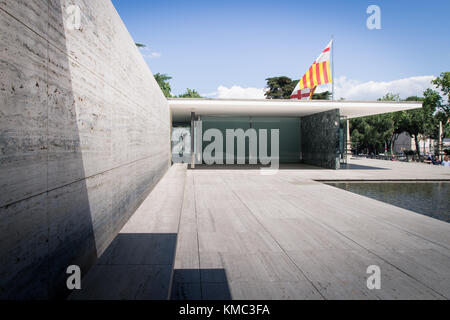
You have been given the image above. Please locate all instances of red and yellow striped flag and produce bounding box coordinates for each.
[291,40,332,100]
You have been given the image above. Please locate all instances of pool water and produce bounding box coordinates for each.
[325,182,450,223]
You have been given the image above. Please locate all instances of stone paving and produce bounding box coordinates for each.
[70,159,450,300]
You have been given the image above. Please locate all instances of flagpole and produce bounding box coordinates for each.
[331,35,334,101]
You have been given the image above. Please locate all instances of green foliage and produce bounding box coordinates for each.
[312,91,331,100]
[397,90,443,153]
[264,77,331,100]
[265,76,298,99]
[352,93,434,156]
[153,74,202,99]
[378,93,401,102]
[431,72,449,119]
[404,150,416,156]
[432,72,450,100]
[135,43,146,48]
[154,73,172,98]
[403,95,423,102]
[398,108,426,155]
[350,114,394,154]
[178,88,202,98]
[350,73,449,156]
[421,89,441,139]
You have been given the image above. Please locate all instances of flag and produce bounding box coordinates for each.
[291,40,332,100]
[290,87,316,100]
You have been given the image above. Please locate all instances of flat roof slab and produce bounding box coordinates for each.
[169,98,422,121]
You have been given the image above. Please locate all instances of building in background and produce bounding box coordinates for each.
[169,99,422,169]
[393,132,436,155]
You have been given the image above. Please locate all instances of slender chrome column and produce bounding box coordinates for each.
[190,112,195,168]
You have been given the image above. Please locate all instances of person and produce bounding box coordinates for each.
[432,155,441,165]
[442,156,450,167]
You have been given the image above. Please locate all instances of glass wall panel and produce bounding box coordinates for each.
[200,116,300,164]
[339,116,347,165]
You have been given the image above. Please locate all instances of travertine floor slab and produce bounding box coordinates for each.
[72,160,450,300]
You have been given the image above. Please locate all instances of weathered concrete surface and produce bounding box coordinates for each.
[0,0,170,299]
[69,164,186,299]
[301,109,340,169]
[72,160,450,300]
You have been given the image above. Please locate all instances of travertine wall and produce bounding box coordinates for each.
[0,0,170,299]
[301,109,340,169]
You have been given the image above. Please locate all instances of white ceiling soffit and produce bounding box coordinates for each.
[169,98,422,121]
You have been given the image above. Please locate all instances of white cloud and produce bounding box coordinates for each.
[149,52,161,58]
[141,52,162,59]
[139,46,161,59]
[316,75,435,100]
[204,85,266,99]
[203,75,435,101]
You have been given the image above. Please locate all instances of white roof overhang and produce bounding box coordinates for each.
[169,98,422,122]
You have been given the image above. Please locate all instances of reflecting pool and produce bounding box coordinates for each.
[325,182,450,223]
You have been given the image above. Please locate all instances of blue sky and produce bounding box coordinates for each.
[111,0,449,99]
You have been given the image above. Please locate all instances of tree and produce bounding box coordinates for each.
[135,43,146,48]
[350,91,410,155]
[265,76,298,99]
[348,73,449,158]
[390,110,408,154]
[178,88,202,98]
[431,72,450,139]
[264,76,330,100]
[350,114,394,155]
[419,90,441,138]
[312,91,331,100]
[378,93,400,102]
[397,108,425,157]
[377,93,402,154]
[436,110,450,138]
[350,118,370,154]
[154,73,172,97]
[402,90,443,156]
[431,72,449,114]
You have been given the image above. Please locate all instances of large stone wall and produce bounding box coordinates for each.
[0,0,170,299]
[301,109,340,169]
